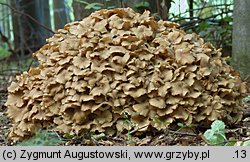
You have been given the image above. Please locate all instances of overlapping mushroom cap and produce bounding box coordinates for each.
[5,8,247,141]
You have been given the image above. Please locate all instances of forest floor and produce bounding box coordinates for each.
[0,59,249,146]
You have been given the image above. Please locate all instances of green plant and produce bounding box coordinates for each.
[17,129,64,146]
[204,120,227,145]
[242,140,250,146]
[175,122,194,133]
[0,47,11,60]
[75,0,115,10]
[90,132,106,141]
[0,114,8,124]
[204,120,250,146]
[134,1,150,11]
[84,2,104,10]
[76,0,103,10]
[224,137,237,146]
[225,138,250,146]
[63,133,76,139]
[243,95,250,103]
[152,115,171,128]
[177,122,193,128]
[123,112,138,144]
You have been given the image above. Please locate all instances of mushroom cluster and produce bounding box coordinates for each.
[6,8,247,141]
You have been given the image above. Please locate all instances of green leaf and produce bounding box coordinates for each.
[75,0,90,5]
[0,47,11,59]
[205,131,225,145]
[134,1,150,9]
[242,140,250,146]
[198,22,211,29]
[85,3,104,10]
[243,96,250,103]
[63,133,75,139]
[91,133,106,140]
[214,134,226,145]
[177,123,184,127]
[211,120,225,131]
[225,137,237,146]
[218,132,227,140]
[223,17,233,22]
[107,5,116,9]
[204,120,227,145]
[17,129,64,146]
[204,129,215,140]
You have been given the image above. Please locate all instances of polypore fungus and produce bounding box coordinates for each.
[5,8,247,141]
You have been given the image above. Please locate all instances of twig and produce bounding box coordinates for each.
[175,3,233,18]
[27,59,34,71]
[176,9,232,23]
[0,2,55,34]
[0,29,15,54]
[130,125,148,134]
[243,74,250,82]
[0,68,22,73]
[168,130,197,136]
[205,138,250,146]
[179,10,233,29]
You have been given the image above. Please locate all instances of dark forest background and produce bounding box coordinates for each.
[0,0,233,63]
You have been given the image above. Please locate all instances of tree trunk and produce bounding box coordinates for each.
[39,0,51,38]
[11,0,52,59]
[5,1,11,39]
[232,0,250,78]
[188,0,193,18]
[72,0,95,21]
[53,0,68,30]
[148,0,171,20]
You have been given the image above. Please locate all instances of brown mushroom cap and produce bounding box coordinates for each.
[5,8,247,141]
